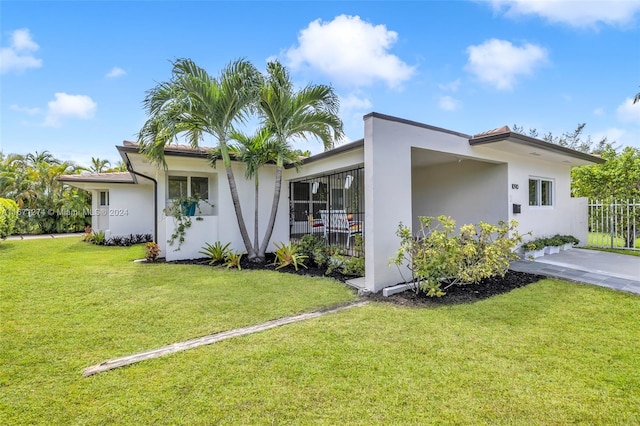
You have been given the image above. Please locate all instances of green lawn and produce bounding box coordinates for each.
[2,238,640,424]
[588,231,640,249]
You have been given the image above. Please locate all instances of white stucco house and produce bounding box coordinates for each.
[60,112,604,293]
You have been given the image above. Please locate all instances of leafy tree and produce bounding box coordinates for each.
[137,58,262,258]
[255,60,343,260]
[0,151,90,234]
[572,146,640,200]
[0,198,19,240]
[512,123,612,154]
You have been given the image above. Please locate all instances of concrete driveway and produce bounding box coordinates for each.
[510,248,640,295]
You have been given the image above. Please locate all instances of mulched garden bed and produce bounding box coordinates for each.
[364,270,546,306]
[167,256,546,307]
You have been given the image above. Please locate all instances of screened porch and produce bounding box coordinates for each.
[289,167,364,251]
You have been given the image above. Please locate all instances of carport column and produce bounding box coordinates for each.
[364,114,413,292]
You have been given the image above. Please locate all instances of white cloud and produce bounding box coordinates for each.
[486,0,640,28]
[43,93,97,127]
[438,95,461,111]
[10,104,41,115]
[593,107,604,116]
[0,28,42,74]
[438,78,461,92]
[105,66,126,78]
[616,97,640,124]
[286,14,415,89]
[591,127,640,148]
[340,93,373,113]
[465,38,548,90]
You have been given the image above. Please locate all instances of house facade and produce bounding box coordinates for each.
[60,112,604,293]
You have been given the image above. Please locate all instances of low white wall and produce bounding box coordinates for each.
[569,197,589,246]
[164,215,218,261]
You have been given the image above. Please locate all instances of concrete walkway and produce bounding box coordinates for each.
[83,300,369,376]
[6,232,83,241]
[510,248,640,295]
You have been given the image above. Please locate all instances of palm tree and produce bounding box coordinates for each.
[109,161,128,172]
[230,128,299,255]
[88,157,111,173]
[25,150,60,167]
[255,60,343,259]
[137,58,261,257]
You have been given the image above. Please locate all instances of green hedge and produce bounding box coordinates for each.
[0,198,19,240]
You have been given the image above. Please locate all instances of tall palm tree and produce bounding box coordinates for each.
[137,58,261,256]
[229,128,299,255]
[255,61,343,259]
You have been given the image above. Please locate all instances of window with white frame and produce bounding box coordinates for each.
[99,191,109,206]
[529,177,553,207]
[167,175,212,215]
[168,175,208,200]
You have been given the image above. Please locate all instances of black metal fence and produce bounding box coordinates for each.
[289,167,364,252]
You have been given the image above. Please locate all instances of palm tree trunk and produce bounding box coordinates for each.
[258,165,283,259]
[225,163,256,259]
[253,178,259,254]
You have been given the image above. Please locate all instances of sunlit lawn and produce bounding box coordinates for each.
[588,231,640,250]
[2,238,639,424]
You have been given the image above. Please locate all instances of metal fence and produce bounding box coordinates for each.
[588,199,639,250]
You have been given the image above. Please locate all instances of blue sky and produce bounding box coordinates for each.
[1,0,639,167]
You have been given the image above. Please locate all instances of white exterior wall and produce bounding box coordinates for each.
[127,153,289,261]
[108,185,154,237]
[363,114,587,292]
[502,151,576,241]
[412,160,508,229]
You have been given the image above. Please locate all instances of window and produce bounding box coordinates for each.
[529,178,553,207]
[168,176,188,199]
[99,191,109,206]
[167,176,208,200]
[191,177,209,200]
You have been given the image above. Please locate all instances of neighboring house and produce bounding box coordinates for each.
[59,112,605,292]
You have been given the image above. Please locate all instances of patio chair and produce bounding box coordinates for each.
[319,209,362,248]
[308,214,325,235]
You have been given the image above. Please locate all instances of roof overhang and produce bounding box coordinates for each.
[286,139,364,169]
[58,172,135,190]
[469,132,605,166]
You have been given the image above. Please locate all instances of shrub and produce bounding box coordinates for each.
[0,198,19,241]
[273,241,308,271]
[199,241,232,265]
[558,234,579,245]
[91,230,106,245]
[224,251,243,270]
[523,239,545,252]
[390,215,524,297]
[145,242,161,262]
[298,234,326,264]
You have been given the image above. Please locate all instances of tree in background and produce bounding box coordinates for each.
[87,157,111,173]
[0,151,91,234]
[0,198,19,241]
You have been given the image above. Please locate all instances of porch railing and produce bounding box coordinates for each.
[588,199,639,250]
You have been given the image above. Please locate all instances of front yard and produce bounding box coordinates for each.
[1,238,639,424]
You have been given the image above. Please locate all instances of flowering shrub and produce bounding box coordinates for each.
[390,215,524,297]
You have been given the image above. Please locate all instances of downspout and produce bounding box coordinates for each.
[127,166,158,243]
